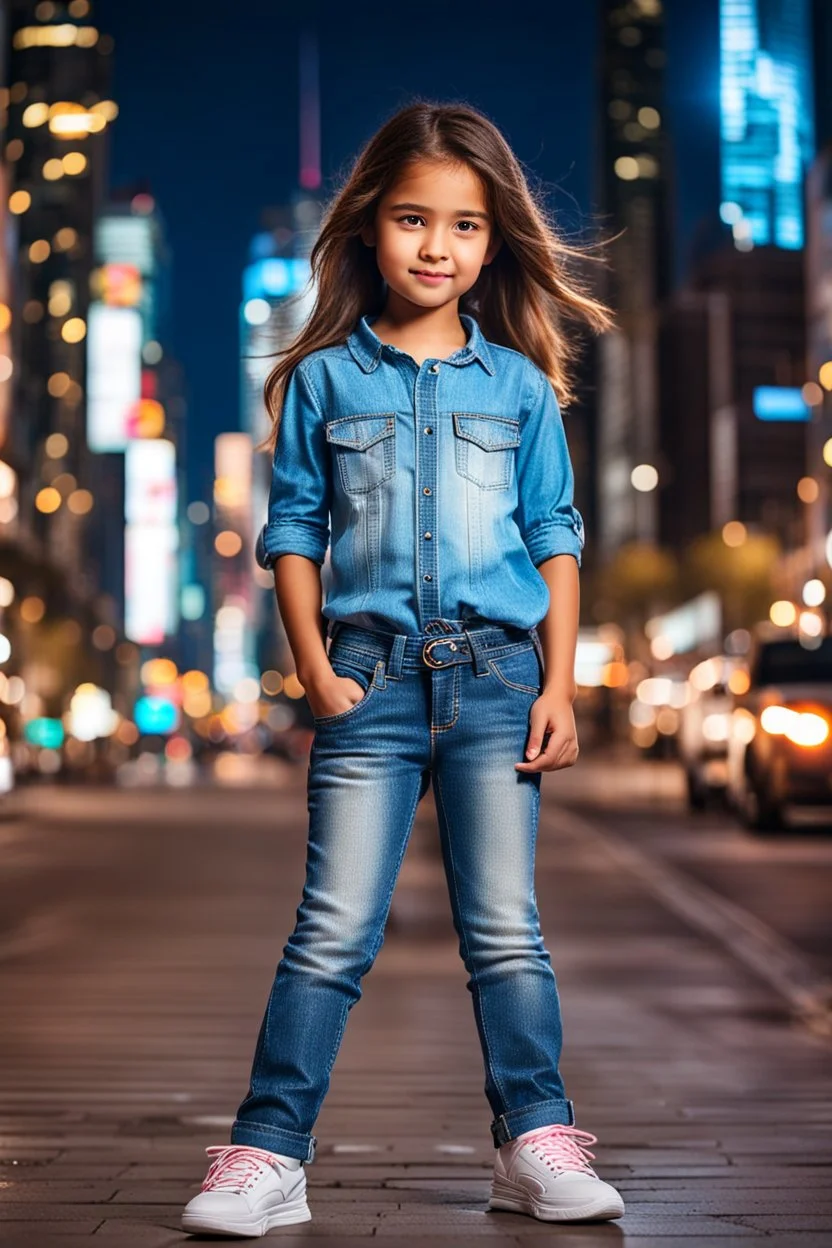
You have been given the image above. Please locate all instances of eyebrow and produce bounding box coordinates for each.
[388,201,491,222]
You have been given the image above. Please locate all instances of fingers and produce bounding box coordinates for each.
[516,711,579,772]
[516,733,577,772]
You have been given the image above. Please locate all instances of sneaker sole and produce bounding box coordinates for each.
[489,1178,624,1222]
[181,1194,312,1237]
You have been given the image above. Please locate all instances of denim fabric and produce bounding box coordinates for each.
[255,313,585,634]
[230,617,576,1163]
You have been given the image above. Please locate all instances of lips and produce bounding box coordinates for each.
[411,270,451,277]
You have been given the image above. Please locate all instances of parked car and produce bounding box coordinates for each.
[678,664,734,810]
[726,630,832,831]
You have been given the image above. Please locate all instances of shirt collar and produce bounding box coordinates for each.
[347,312,496,376]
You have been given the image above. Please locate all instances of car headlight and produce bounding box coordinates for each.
[760,705,830,747]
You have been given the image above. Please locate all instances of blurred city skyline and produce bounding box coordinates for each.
[96,0,721,505]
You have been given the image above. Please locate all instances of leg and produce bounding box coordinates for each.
[430,642,575,1148]
[231,658,429,1162]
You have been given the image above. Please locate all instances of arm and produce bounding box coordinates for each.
[255,365,363,717]
[537,553,580,703]
[514,365,584,773]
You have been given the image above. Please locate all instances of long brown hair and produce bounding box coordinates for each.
[260,98,615,453]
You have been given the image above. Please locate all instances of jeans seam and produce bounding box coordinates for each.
[433,767,508,1115]
[366,776,422,966]
[305,997,350,1130]
[430,663,460,732]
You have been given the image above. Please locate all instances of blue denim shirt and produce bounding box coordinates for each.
[255,312,585,634]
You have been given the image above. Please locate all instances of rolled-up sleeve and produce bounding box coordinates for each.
[514,363,585,568]
[254,363,331,571]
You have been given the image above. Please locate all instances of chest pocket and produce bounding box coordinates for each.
[326,413,396,494]
[453,412,521,490]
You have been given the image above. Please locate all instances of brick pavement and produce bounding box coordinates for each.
[0,775,831,1245]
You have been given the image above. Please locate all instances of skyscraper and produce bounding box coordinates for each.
[6,0,116,588]
[719,0,815,250]
[595,0,672,556]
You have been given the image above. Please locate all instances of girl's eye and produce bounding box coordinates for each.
[396,215,479,232]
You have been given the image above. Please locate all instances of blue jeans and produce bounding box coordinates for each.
[230,616,575,1163]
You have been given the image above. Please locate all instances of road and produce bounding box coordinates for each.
[0,750,831,1246]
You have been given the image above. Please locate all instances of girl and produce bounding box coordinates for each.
[182,100,624,1237]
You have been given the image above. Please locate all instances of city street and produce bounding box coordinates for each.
[1,753,831,1246]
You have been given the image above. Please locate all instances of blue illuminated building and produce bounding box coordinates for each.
[720,0,815,249]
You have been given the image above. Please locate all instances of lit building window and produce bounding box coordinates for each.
[61,317,86,344]
[28,239,51,263]
[22,102,49,128]
[53,227,78,250]
[13,25,99,50]
[62,151,87,175]
[9,190,31,214]
[719,0,814,249]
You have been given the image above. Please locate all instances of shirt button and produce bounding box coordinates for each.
[423,573,432,581]
[429,363,440,374]
[423,426,433,435]
[424,531,432,539]
[423,486,431,495]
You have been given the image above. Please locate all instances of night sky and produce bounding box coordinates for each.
[94,1,717,507]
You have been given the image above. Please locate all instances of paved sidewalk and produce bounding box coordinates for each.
[0,775,831,1245]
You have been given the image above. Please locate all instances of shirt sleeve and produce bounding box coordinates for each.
[254,362,331,570]
[514,362,585,568]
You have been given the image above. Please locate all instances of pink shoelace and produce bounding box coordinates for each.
[201,1144,285,1192]
[517,1124,599,1174]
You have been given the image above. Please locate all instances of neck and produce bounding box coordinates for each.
[371,295,467,352]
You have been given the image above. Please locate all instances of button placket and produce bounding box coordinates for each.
[417,361,441,624]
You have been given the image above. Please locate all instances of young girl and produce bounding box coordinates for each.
[182,100,624,1237]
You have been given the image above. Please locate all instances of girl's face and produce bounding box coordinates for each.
[361,158,502,311]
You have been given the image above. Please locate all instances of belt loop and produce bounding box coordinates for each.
[326,619,339,655]
[463,625,489,675]
[387,632,407,680]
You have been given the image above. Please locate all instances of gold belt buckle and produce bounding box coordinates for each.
[422,637,460,668]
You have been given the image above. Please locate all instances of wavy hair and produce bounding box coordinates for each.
[259,98,615,453]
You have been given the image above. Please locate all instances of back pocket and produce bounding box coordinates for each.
[453,412,520,490]
[326,413,396,495]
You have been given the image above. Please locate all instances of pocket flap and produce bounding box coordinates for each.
[326,414,396,451]
[453,412,520,451]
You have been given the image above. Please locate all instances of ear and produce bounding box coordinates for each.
[360,223,376,248]
[482,232,503,266]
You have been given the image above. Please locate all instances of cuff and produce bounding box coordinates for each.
[524,514,585,568]
[255,522,328,570]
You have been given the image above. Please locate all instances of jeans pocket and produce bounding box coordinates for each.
[313,657,384,725]
[486,644,541,695]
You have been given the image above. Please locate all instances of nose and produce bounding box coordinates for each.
[419,228,449,263]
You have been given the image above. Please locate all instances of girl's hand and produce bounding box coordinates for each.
[305,670,366,720]
[515,694,579,773]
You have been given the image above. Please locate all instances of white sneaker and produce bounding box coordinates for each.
[489,1123,625,1222]
[181,1143,311,1237]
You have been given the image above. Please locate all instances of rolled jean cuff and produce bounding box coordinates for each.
[230,1119,318,1164]
[490,1098,575,1147]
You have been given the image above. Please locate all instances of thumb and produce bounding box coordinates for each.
[525,709,551,759]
